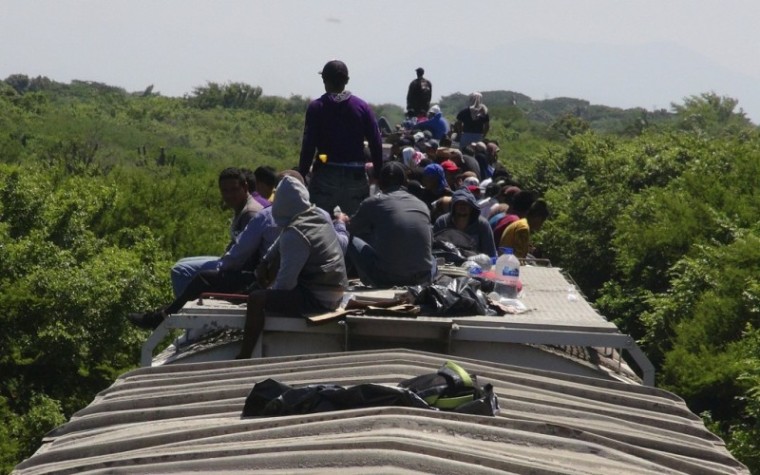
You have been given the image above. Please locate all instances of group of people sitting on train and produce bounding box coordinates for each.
[128,61,550,359]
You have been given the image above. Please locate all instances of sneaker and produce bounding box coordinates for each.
[127,310,165,330]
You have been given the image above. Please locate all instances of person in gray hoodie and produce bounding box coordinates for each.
[236,176,348,359]
[433,187,497,258]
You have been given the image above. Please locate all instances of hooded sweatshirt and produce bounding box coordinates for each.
[268,176,347,309]
[433,187,497,257]
[414,111,450,140]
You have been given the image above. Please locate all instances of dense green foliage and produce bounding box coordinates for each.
[1,75,759,473]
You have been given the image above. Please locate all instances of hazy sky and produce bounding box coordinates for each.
[3,0,760,122]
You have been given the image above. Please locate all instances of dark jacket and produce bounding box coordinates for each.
[433,188,497,257]
[406,78,432,116]
[349,188,434,283]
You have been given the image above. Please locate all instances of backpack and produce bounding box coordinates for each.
[399,360,498,415]
[433,228,478,265]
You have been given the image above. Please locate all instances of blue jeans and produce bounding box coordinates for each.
[309,164,369,216]
[170,256,219,297]
[459,132,484,151]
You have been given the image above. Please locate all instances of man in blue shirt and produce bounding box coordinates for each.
[414,105,450,141]
[298,60,383,216]
[170,167,264,296]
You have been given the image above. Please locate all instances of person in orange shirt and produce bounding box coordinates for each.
[499,199,549,258]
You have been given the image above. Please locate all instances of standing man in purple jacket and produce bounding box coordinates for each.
[298,59,384,216]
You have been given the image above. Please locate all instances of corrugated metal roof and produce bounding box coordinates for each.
[14,349,747,474]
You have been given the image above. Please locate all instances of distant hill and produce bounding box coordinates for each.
[439,90,674,134]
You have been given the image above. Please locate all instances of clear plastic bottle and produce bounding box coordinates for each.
[493,247,520,298]
[470,253,492,271]
[461,260,482,276]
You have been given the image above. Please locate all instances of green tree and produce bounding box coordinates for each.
[671,92,752,136]
[186,81,263,109]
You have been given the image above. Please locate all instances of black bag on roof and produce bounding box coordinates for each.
[408,275,492,316]
[242,361,498,417]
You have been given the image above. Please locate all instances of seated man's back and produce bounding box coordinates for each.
[348,163,434,287]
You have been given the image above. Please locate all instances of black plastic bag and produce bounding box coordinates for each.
[408,276,492,316]
[242,361,499,418]
[244,379,434,417]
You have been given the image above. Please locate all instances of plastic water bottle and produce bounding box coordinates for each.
[470,253,492,271]
[493,247,520,298]
[461,260,482,276]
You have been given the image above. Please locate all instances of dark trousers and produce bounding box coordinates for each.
[348,236,433,288]
[309,164,369,216]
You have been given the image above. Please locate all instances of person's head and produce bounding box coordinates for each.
[277,169,305,186]
[473,141,487,156]
[453,200,472,218]
[272,176,311,226]
[462,173,479,187]
[486,141,500,162]
[218,167,249,210]
[510,190,535,216]
[253,166,278,199]
[468,92,488,117]
[428,104,441,118]
[526,199,550,231]
[320,60,349,93]
[484,182,502,199]
[416,67,424,78]
[435,147,452,164]
[418,157,433,168]
[425,140,439,159]
[440,159,459,188]
[432,196,452,218]
[439,136,452,148]
[501,186,522,206]
[240,167,257,193]
[448,149,464,167]
[469,92,483,108]
[401,147,416,167]
[422,163,447,192]
[379,161,407,192]
[450,187,478,228]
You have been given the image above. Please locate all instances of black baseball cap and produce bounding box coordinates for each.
[319,60,349,82]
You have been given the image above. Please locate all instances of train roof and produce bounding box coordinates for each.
[13,265,748,473]
[14,349,747,474]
